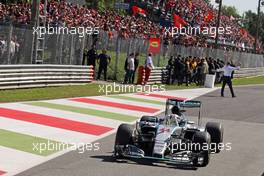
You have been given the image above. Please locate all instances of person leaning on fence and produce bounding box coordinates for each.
[144,53,155,84]
[217,62,241,98]
[123,53,135,84]
[97,49,111,81]
[132,53,139,84]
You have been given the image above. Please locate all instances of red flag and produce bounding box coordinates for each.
[132,6,146,16]
[173,14,187,28]
[204,11,214,24]
[148,38,161,54]
[240,28,248,37]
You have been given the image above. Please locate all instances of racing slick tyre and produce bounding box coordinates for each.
[114,124,134,158]
[206,122,224,153]
[192,131,211,167]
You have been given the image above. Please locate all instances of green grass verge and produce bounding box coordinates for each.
[0,76,263,103]
[0,129,65,156]
[232,76,264,86]
[0,84,104,103]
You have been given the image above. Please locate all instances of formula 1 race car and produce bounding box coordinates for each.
[113,98,224,167]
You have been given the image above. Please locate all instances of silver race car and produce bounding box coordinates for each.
[113,98,224,167]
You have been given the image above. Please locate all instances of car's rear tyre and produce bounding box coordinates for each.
[206,122,224,153]
[192,131,211,167]
[114,124,133,158]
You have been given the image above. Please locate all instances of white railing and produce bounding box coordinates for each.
[0,65,94,89]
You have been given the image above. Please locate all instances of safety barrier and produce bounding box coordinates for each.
[233,67,264,78]
[148,67,167,84]
[136,67,167,85]
[0,65,94,89]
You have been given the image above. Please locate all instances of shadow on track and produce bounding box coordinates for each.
[90,154,198,171]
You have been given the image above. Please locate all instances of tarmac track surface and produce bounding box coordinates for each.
[17,85,264,176]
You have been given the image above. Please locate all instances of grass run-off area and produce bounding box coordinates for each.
[0,76,263,103]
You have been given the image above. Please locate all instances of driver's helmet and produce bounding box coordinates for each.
[171,105,182,116]
[169,114,185,127]
[168,114,179,126]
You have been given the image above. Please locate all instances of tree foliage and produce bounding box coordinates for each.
[86,0,116,9]
[242,10,264,45]
[221,5,241,18]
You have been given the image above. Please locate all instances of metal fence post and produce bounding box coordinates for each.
[6,23,13,64]
[56,24,65,64]
[69,34,74,65]
[127,38,132,56]
[157,54,161,67]
[80,34,86,65]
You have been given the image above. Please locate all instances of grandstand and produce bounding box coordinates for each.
[0,0,263,84]
[0,0,261,53]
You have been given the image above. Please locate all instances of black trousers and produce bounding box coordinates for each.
[97,66,107,81]
[221,76,235,97]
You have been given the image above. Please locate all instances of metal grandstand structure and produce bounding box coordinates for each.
[31,0,47,64]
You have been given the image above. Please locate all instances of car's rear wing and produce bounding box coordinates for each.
[165,98,202,126]
[167,99,201,108]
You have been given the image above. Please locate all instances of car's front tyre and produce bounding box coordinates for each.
[206,122,224,153]
[192,131,211,167]
[114,124,133,158]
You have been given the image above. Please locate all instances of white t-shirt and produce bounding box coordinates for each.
[127,57,135,71]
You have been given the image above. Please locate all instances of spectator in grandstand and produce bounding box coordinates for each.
[124,53,135,84]
[218,62,240,98]
[96,49,111,81]
[144,53,155,84]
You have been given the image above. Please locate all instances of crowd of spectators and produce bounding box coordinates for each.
[138,0,262,53]
[0,0,162,39]
[166,54,227,86]
[0,0,262,53]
